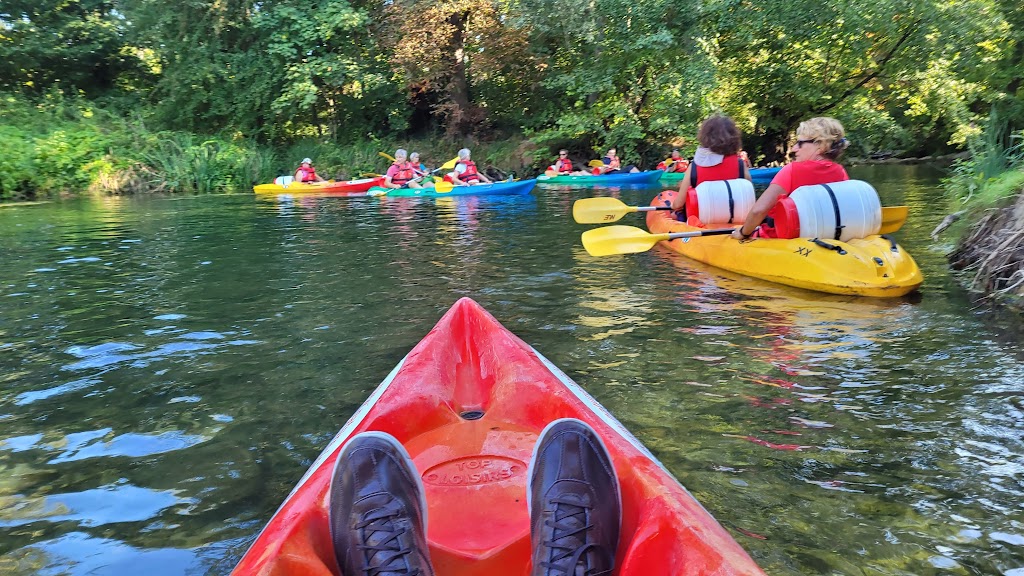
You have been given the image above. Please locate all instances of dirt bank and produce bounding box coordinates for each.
[948,190,1024,309]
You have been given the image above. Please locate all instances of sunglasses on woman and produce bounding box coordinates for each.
[794,139,818,147]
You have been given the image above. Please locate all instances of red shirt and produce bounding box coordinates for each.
[770,160,849,197]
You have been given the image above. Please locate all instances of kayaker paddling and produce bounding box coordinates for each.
[294,158,327,183]
[448,148,493,186]
[384,149,427,189]
[328,418,621,576]
[657,149,690,173]
[732,117,850,240]
[592,147,639,175]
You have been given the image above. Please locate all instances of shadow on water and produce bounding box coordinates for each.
[0,170,1022,575]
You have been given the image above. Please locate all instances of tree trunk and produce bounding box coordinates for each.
[446,10,473,137]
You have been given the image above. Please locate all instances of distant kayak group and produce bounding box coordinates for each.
[252,113,923,297]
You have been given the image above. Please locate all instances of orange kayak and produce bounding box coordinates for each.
[232,298,766,575]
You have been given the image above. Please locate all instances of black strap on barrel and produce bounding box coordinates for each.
[690,165,697,188]
[821,183,843,240]
[725,179,736,223]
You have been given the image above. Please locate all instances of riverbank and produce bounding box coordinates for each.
[944,170,1024,310]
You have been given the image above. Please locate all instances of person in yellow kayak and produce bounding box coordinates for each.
[732,116,850,240]
[656,149,689,173]
[328,418,621,576]
[592,147,639,175]
[294,158,326,183]
[447,148,493,186]
[670,115,752,215]
[384,149,426,189]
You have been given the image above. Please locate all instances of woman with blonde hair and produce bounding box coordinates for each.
[731,117,850,239]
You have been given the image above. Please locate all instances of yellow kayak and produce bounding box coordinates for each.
[252,176,384,195]
[646,190,923,297]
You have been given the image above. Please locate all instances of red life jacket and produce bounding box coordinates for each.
[556,158,573,173]
[457,160,480,182]
[390,161,416,186]
[689,155,743,188]
[296,166,319,182]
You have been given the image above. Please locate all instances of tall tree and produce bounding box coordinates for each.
[380,0,539,138]
[508,0,710,162]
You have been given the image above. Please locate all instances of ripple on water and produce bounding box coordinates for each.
[0,483,194,528]
[48,430,209,464]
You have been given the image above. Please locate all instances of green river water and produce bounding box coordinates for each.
[0,165,1022,575]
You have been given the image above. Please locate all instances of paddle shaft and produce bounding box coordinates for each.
[664,228,735,240]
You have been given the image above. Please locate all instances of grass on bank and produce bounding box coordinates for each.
[0,94,538,200]
[941,109,1024,305]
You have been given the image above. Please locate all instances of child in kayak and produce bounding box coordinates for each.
[670,115,752,218]
[328,418,621,576]
[731,116,849,240]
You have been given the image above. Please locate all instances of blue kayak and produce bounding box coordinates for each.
[536,170,664,187]
[660,167,781,186]
[371,179,537,197]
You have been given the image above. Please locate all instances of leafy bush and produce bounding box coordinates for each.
[943,108,1024,205]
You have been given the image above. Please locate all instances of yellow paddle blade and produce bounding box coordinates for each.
[359,172,382,178]
[880,206,908,234]
[573,197,636,224]
[581,226,669,257]
[588,159,605,168]
[434,181,454,193]
[378,151,396,162]
[439,156,460,171]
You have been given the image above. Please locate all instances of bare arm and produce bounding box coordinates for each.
[671,165,694,211]
[732,183,785,239]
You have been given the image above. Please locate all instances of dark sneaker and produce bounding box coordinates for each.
[329,431,434,576]
[527,418,621,576]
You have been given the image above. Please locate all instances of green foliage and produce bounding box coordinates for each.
[1,0,1022,187]
[0,125,34,199]
[943,109,1024,205]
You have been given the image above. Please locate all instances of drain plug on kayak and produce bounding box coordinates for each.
[460,410,485,420]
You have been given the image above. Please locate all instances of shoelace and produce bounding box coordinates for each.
[540,496,613,576]
[355,507,422,576]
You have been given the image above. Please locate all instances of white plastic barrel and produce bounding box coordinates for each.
[693,178,755,224]
[788,180,881,241]
[274,176,294,187]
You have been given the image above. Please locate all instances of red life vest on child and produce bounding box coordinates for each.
[683,155,744,226]
[296,167,319,182]
[689,155,743,188]
[457,160,480,182]
[390,161,416,186]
